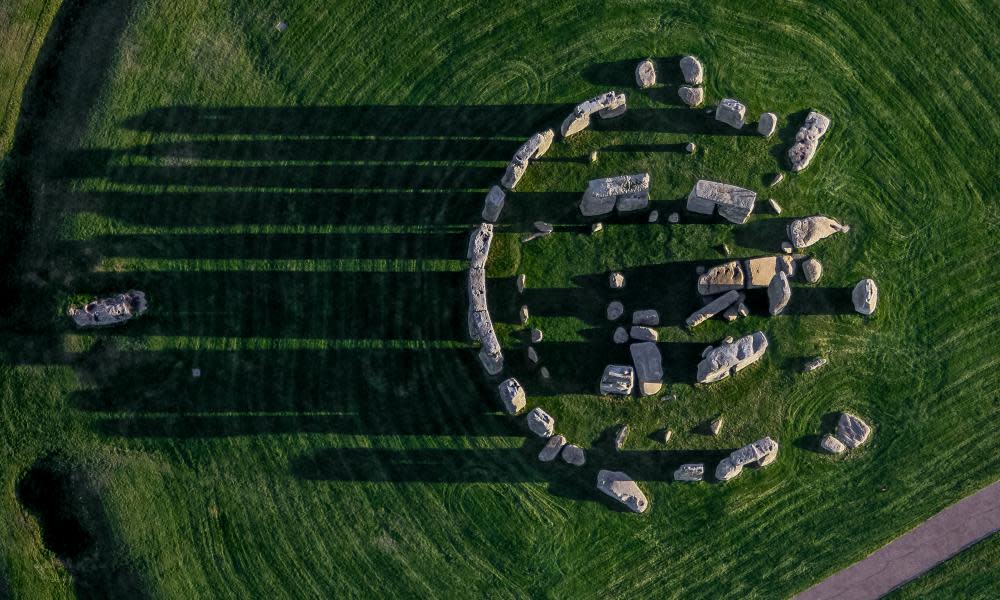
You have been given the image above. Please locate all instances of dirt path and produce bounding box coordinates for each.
[794,480,1000,599]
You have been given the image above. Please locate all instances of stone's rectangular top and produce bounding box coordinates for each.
[629,342,663,396]
[467,223,493,268]
[580,172,651,217]
[686,180,756,224]
[743,255,795,288]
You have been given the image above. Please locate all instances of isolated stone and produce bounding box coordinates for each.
[467,223,494,269]
[601,365,635,396]
[787,215,850,249]
[715,98,746,129]
[820,434,846,454]
[482,185,506,222]
[788,111,831,171]
[768,172,784,187]
[630,342,663,396]
[609,272,626,289]
[715,458,743,482]
[686,179,756,224]
[519,305,530,324]
[680,55,703,85]
[648,210,659,223]
[668,212,680,223]
[768,272,792,315]
[606,301,625,321]
[674,464,705,482]
[802,258,822,283]
[613,326,629,344]
[635,59,656,88]
[591,222,603,233]
[539,435,567,462]
[697,260,745,295]
[527,408,556,437]
[630,326,658,342]
[678,85,704,107]
[632,309,660,326]
[589,150,598,164]
[498,378,526,415]
[804,357,827,372]
[516,273,526,293]
[743,255,795,288]
[527,346,539,364]
[530,328,544,343]
[561,444,586,466]
[696,331,768,384]
[709,416,724,436]
[613,424,629,451]
[580,172,650,217]
[836,412,871,449]
[275,20,288,32]
[685,143,696,154]
[68,290,148,328]
[596,470,648,513]
[686,289,741,328]
[758,112,778,137]
[853,279,878,315]
[663,429,673,443]
[540,366,551,379]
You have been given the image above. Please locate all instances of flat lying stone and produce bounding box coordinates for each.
[580,172,651,216]
[686,180,756,224]
[482,185,506,222]
[635,59,656,88]
[527,407,555,437]
[678,85,704,107]
[686,290,741,328]
[467,223,494,269]
[613,327,629,344]
[768,172,784,187]
[69,290,148,328]
[768,272,792,315]
[562,444,586,466]
[743,255,795,288]
[539,435,567,462]
[607,301,625,321]
[853,278,878,315]
[787,215,850,249]
[788,111,831,171]
[715,98,746,129]
[836,412,871,449]
[680,55,703,85]
[632,309,660,326]
[609,272,626,289]
[596,470,648,513]
[715,458,742,482]
[758,112,777,137]
[698,260,745,295]
[600,365,635,395]
[498,378,526,415]
[820,434,846,454]
[674,464,704,482]
[630,342,663,396]
[802,258,823,283]
[630,326,658,342]
[697,331,768,384]
[533,221,554,234]
[561,91,627,137]
[804,357,827,372]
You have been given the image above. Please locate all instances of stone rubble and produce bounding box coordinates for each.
[853,278,878,315]
[787,215,850,249]
[539,435,567,462]
[768,272,792,315]
[561,91,627,138]
[674,464,705,482]
[69,290,148,328]
[696,331,769,384]
[580,172,651,217]
[498,378,526,415]
[600,365,635,396]
[788,111,831,172]
[686,179,757,224]
[482,185,506,222]
[715,98,747,129]
[527,407,556,437]
[635,59,656,88]
[596,470,649,513]
[630,342,663,396]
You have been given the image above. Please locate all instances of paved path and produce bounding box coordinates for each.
[794,480,1000,600]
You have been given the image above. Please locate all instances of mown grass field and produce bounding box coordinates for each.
[0,0,998,598]
[886,533,1000,598]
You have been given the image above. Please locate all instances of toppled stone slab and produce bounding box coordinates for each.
[758,112,777,138]
[635,59,656,88]
[686,180,757,224]
[686,290,741,328]
[69,290,148,328]
[613,327,629,344]
[680,55,703,85]
[632,309,659,326]
[630,342,663,396]
[501,130,555,190]
[630,326,658,342]
[482,186,506,222]
[596,470,648,513]
[744,255,795,288]
[539,435,567,462]
[698,260,745,295]
[562,444,586,466]
[609,272,626,289]
[836,412,871,449]
[467,223,494,269]
[580,172,651,217]
[715,98,746,129]
[674,464,704,482]
[678,85,704,107]
[697,331,768,384]
[787,215,850,249]
[561,91,627,137]
[613,424,629,451]
[853,278,878,315]
[600,365,635,395]
[607,301,625,321]
[498,378,526,415]
[802,258,823,283]
[768,272,792,315]
[527,407,555,437]
[715,458,742,482]
[788,111,831,172]
[804,357,827,372]
[820,434,846,454]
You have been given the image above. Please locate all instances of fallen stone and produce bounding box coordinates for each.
[534,221,554,234]
[853,279,878,315]
[698,260,745,295]
[820,434,846,454]
[561,91,627,137]
[580,172,650,217]
[802,258,822,283]
[680,55,703,85]
[630,326,658,342]
[635,59,656,88]
[527,346,539,364]
[630,342,663,396]
[715,98,746,129]
[561,444,586,466]
[539,435,567,462]
[607,301,625,321]
[678,85,704,107]
[527,408,556,437]
[768,172,784,187]
[596,470,648,513]
[743,255,795,288]
[788,111,831,172]
[613,424,629,451]
[709,416,724,436]
[498,378,526,415]
[613,326,629,344]
[787,215,850,249]
[836,412,871,449]
[516,273,526,293]
[648,210,659,223]
[674,464,704,482]
[715,458,743,482]
[69,290,148,328]
[804,357,827,372]
[768,272,792,315]
[482,185,506,222]
[668,212,680,223]
[467,223,494,269]
[530,328,543,343]
[686,290,741,328]
[519,305,530,324]
[686,179,757,224]
[609,272,626,289]
[591,222,604,234]
[696,331,768,384]
[600,365,635,395]
[632,309,660,326]
[768,198,783,214]
[758,112,777,138]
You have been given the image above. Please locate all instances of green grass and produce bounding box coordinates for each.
[885,533,1000,599]
[1,0,998,597]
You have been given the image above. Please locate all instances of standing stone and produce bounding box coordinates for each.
[635,59,656,88]
[596,470,649,513]
[632,309,660,326]
[630,342,663,396]
[835,412,872,449]
[684,143,696,154]
[674,464,705,482]
[668,212,680,224]
[663,429,673,444]
[613,326,629,344]
[715,98,746,129]
[609,272,626,289]
[516,273,526,293]
[607,301,625,321]
[613,424,629,451]
[580,172,650,217]
[788,111,831,171]
[630,326,658,342]
[591,222,603,234]
[527,408,555,437]
[820,434,846,454]
[768,272,792,316]
[758,112,778,138]
[696,331,769,384]
[648,210,659,223]
[787,215,851,249]
[539,435,567,462]
[852,279,878,315]
[530,328,544,343]
[540,366,551,379]
[802,258,822,283]
[467,223,494,269]
[561,444,586,466]
[498,378,526,415]
[768,172,784,187]
[600,365,635,395]
[590,150,599,164]
[519,305,530,324]
[527,346,539,364]
[678,85,704,107]
[680,55,704,85]
[709,416,724,436]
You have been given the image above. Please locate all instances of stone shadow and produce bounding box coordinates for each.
[794,411,842,452]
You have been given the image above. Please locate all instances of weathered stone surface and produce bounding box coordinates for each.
[715,458,743,482]
[601,365,635,395]
[468,308,492,343]
[478,340,503,375]
[607,301,625,321]
[674,464,704,482]
[539,435,567,462]
[609,272,626,289]
[597,93,628,119]
[527,346,539,364]
[632,309,660,326]
[527,407,555,437]
[69,290,148,328]
[580,173,650,217]
[686,180,756,224]
[804,357,827,372]
[678,85,704,107]
[530,328,544,343]
[768,272,792,316]
[561,444,586,466]
[787,215,850,249]
[820,434,846,454]
[519,305,529,324]
[500,160,527,191]
[853,279,878,315]
[648,210,659,223]
[768,198,783,214]
[715,98,746,129]
[501,130,556,189]
[596,470,648,513]
[758,112,778,138]
[696,331,768,384]
[768,172,784,187]
[802,258,823,283]
[668,212,680,223]
[635,59,656,88]
[482,185,506,222]
[722,301,740,322]
[630,326,658,342]
[561,91,627,137]
[680,55,703,85]
[498,378,526,415]
[788,111,831,171]
[698,261,745,295]
[467,223,493,269]
[613,326,629,344]
[516,273,526,293]
[613,424,629,450]
[685,290,741,328]
[743,255,795,288]
[629,342,663,396]
[836,412,871,449]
